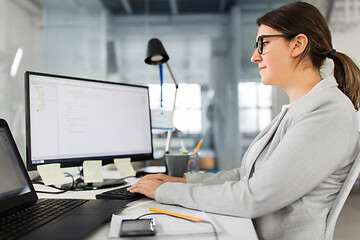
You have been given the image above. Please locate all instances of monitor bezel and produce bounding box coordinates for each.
[25,71,154,171]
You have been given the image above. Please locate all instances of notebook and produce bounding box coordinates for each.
[0,119,127,240]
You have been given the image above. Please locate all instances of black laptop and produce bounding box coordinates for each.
[0,119,127,240]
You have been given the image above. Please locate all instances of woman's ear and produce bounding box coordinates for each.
[291,33,308,57]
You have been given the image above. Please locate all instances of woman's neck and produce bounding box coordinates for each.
[282,66,322,103]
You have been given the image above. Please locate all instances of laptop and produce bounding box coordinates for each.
[0,119,127,239]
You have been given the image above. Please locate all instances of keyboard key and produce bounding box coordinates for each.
[95,186,145,201]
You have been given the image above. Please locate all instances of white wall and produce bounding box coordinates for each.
[0,0,44,160]
[332,24,360,130]
[44,0,107,80]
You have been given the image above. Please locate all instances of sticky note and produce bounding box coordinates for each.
[114,158,136,177]
[37,163,66,185]
[83,160,103,183]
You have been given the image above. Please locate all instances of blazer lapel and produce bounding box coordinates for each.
[244,106,289,179]
[240,115,278,178]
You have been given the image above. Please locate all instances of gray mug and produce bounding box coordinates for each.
[165,154,189,177]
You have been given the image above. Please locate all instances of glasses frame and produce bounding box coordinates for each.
[254,34,296,54]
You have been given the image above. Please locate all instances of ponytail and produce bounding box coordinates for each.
[332,52,360,111]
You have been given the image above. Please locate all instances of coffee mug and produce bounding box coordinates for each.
[165,154,189,177]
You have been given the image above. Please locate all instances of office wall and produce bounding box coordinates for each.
[208,6,242,170]
[107,14,221,86]
[43,0,107,80]
[332,27,360,70]
[332,24,360,129]
[0,0,43,160]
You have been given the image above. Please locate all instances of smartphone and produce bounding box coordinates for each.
[119,218,156,237]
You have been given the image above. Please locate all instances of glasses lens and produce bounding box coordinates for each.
[258,37,263,54]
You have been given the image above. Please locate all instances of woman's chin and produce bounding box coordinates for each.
[260,77,272,85]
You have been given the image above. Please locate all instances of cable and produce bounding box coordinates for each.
[33,172,75,194]
[136,212,161,219]
[136,212,218,240]
[202,220,218,240]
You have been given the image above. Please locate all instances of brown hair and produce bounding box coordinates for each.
[257,1,360,110]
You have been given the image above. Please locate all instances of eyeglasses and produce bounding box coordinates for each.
[254,34,295,54]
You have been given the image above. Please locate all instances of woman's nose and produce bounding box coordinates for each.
[250,49,261,63]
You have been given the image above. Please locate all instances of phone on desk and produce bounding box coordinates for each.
[120,218,156,237]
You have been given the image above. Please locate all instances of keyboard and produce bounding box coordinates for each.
[0,199,88,239]
[95,186,145,201]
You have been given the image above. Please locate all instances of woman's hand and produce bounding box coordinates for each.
[140,173,186,183]
[127,178,164,199]
[127,174,186,199]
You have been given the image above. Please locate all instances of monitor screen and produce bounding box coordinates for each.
[0,127,31,200]
[25,71,153,171]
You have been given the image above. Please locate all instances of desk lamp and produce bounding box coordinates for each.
[145,38,179,153]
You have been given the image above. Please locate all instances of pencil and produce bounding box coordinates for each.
[188,139,203,168]
[149,208,204,222]
[192,139,203,158]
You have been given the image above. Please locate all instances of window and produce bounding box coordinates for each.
[238,82,272,134]
[148,83,202,134]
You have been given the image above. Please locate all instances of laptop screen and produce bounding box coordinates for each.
[0,128,31,200]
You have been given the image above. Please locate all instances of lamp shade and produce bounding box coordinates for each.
[145,38,169,65]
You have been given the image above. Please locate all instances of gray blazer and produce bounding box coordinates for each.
[155,75,359,240]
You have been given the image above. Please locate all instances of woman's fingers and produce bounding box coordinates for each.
[127,179,164,199]
[141,173,166,181]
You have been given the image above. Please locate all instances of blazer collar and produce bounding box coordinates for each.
[305,75,338,96]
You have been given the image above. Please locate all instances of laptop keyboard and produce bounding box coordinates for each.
[95,186,145,201]
[0,199,88,239]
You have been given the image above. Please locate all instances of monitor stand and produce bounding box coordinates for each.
[60,168,127,191]
[135,166,166,177]
[61,177,127,191]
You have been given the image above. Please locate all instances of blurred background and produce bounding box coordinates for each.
[1,0,359,170]
[1,1,360,238]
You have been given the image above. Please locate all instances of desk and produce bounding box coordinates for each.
[35,171,258,240]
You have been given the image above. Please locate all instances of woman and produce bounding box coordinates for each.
[128,2,360,239]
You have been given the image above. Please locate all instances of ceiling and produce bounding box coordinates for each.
[25,0,335,20]
[101,0,237,15]
[98,0,302,16]
[97,0,337,27]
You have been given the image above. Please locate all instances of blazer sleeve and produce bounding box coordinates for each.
[155,104,358,218]
[184,168,241,184]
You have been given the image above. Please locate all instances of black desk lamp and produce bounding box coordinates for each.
[145,38,179,153]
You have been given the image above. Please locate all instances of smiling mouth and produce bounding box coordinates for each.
[259,67,266,71]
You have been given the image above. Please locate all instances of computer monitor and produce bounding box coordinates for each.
[25,71,153,188]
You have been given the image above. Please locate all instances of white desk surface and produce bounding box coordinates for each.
[35,171,258,240]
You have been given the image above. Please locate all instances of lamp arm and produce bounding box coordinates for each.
[164,62,178,154]
[165,130,172,154]
[165,62,178,111]
[165,62,178,88]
